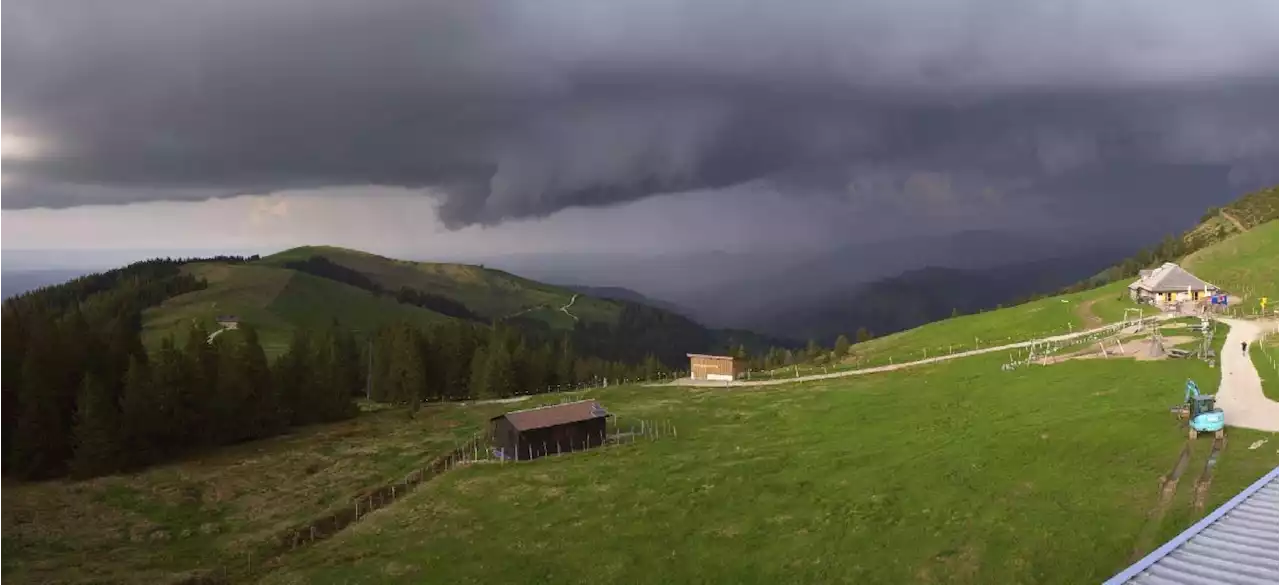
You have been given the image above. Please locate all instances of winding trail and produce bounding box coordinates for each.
[667,314,1180,388]
[1215,318,1279,432]
[1220,210,1248,232]
[559,293,579,322]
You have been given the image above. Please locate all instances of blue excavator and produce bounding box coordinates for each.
[1171,379,1225,440]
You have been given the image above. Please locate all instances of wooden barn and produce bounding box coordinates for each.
[490,400,612,461]
[687,353,741,381]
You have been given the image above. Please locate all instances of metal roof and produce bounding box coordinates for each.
[1129,263,1219,293]
[686,353,736,361]
[491,400,610,431]
[1103,467,1279,585]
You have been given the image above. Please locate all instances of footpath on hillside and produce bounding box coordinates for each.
[1216,317,1280,432]
[666,314,1182,389]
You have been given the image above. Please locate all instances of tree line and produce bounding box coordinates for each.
[1,257,357,480]
[1,256,684,480]
[367,320,673,416]
[282,255,481,321]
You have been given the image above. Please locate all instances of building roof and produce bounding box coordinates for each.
[1103,467,1279,585]
[491,400,611,431]
[215,314,240,321]
[687,353,736,361]
[1129,263,1219,293]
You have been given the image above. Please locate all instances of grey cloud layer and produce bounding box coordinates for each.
[3,0,1276,226]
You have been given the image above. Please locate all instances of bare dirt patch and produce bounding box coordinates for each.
[1128,442,1192,562]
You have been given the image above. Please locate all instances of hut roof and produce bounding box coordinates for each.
[686,353,736,361]
[491,400,610,431]
[1128,262,1218,293]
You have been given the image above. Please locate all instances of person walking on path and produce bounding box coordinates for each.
[1242,341,1248,354]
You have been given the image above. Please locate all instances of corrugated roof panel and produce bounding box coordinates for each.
[1105,468,1279,585]
[491,400,611,431]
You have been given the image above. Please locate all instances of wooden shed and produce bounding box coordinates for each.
[490,400,611,461]
[687,353,741,381]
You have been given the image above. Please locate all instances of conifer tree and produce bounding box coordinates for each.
[120,356,161,467]
[469,345,490,398]
[69,373,124,479]
[486,339,516,397]
[13,329,73,478]
[833,335,851,358]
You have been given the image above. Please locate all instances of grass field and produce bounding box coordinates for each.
[1183,220,1278,307]
[249,353,1276,585]
[260,246,621,329]
[1251,332,1279,401]
[141,263,449,357]
[762,281,1150,377]
[0,401,521,584]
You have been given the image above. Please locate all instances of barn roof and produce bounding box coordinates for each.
[492,400,611,431]
[686,353,737,361]
[1103,467,1279,585]
[1128,263,1219,293]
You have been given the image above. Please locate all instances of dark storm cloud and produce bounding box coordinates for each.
[3,0,1276,226]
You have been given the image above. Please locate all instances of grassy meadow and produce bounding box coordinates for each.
[1183,220,1278,308]
[260,246,622,328]
[253,353,1276,585]
[751,281,1149,379]
[1,402,512,584]
[1251,332,1278,401]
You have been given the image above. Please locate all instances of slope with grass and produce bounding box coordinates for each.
[141,262,449,356]
[812,280,1150,374]
[1182,220,1278,307]
[0,401,523,585]
[1250,332,1278,402]
[260,246,623,329]
[255,354,1278,585]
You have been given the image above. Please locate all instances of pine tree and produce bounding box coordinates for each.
[486,340,516,397]
[855,327,872,343]
[151,337,193,452]
[69,373,124,479]
[833,335,851,358]
[378,324,425,416]
[13,327,73,478]
[237,326,281,438]
[120,356,161,468]
[469,345,490,398]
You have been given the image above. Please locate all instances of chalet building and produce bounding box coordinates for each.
[215,315,241,329]
[687,353,741,381]
[490,400,611,461]
[1128,263,1221,306]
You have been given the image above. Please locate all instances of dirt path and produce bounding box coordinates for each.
[559,293,579,322]
[1129,442,1193,562]
[1191,435,1226,513]
[1216,318,1279,432]
[1075,298,1104,328]
[667,315,1179,388]
[1220,210,1247,232]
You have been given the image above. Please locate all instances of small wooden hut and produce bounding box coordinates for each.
[490,400,611,460]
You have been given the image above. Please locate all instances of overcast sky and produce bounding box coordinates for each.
[3,0,1276,261]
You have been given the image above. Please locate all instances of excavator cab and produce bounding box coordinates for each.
[1183,379,1225,439]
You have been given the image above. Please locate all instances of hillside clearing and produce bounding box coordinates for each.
[256,355,1277,585]
[1,403,514,585]
[260,247,620,329]
[1183,220,1278,307]
[141,263,449,357]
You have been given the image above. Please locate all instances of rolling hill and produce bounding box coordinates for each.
[137,246,737,364]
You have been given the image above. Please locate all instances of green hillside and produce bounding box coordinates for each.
[1182,220,1278,306]
[141,262,448,355]
[261,246,622,329]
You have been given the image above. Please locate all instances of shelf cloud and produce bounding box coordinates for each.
[3,0,1276,227]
